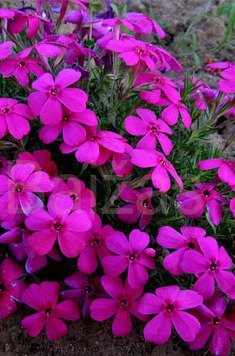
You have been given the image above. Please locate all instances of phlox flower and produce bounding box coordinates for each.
[117,183,154,230]
[156,226,207,276]
[61,271,105,317]
[102,229,155,288]
[197,158,235,190]
[61,126,126,165]
[181,236,235,299]
[0,98,33,140]
[124,108,173,155]
[134,73,181,105]
[177,182,228,226]
[40,108,98,146]
[17,150,58,177]
[52,176,95,214]
[21,282,80,341]
[161,102,192,128]
[90,276,145,336]
[230,198,235,218]
[28,69,88,126]
[0,51,45,86]
[218,66,235,93]
[138,285,202,344]
[190,292,235,356]
[111,143,134,177]
[0,163,54,218]
[131,148,183,193]
[0,41,14,60]
[26,194,92,257]
[0,258,25,319]
[8,10,48,38]
[77,214,113,274]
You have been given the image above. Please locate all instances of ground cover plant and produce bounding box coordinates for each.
[0,1,235,355]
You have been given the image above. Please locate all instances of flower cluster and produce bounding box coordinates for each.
[0,1,234,354]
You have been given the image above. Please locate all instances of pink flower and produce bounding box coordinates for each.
[131,148,183,193]
[181,237,235,299]
[21,282,80,341]
[8,10,47,38]
[28,69,88,126]
[61,271,105,317]
[218,67,235,93]
[0,258,25,319]
[162,102,192,128]
[117,183,154,230]
[0,163,54,218]
[26,194,92,257]
[77,214,113,274]
[124,108,173,155]
[17,150,58,177]
[156,226,207,276]
[0,51,45,86]
[52,176,95,214]
[177,182,228,225]
[197,158,235,189]
[90,276,145,336]
[190,292,235,356]
[102,229,155,288]
[40,108,98,146]
[111,143,134,177]
[230,198,235,218]
[139,286,202,344]
[0,41,14,60]
[0,98,33,140]
[61,126,126,165]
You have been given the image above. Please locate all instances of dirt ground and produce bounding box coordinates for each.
[0,0,234,355]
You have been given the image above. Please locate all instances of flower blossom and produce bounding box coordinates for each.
[124,108,173,155]
[8,10,48,38]
[138,286,202,344]
[26,194,92,257]
[161,102,192,128]
[28,69,88,125]
[181,236,235,299]
[177,182,228,225]
[102,229,155,288]
[90,276,145,336]
[21,282,80,340]
[131,148,183,192]
[17,150,58,177]
[217,66,235,93]
[0,41,14,60]
[156,226,207,276]
[117,183,154,230]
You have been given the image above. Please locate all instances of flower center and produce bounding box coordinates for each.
[151,126,157,133]
[0,283,5,294]
[160,159,166,166]
[187,242,195,250]
[129,253,136,261]
[166,303,174,313]
[44,307,53,316]
[203,190,210,198]
[142,199,149,208]
[70,193,78,201]
[15,183,23,193]
[119,298,128,307]
[63,116,68,122]
[213,316,220,325]
[1,107,10,114]
[136,48,144,55]
[84,284,94,295]
[210,262,217,271]
[19,61,25,67]
[92,237,100,246]
[53,222,62,231]
[50,88,57,96]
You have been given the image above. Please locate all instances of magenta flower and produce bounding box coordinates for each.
[190,292,235,356]
[117,183,154,230]
[131,148,183,193]
[0,98,33,140]
[218,67,235,93]
[111,143,134,177]
[21,282,80,341]
[90,276,145,336]
[162,102,192,128]
[197,158,235,189]
[0,258,25,319]
[0,163,53,218]
[177,182,228,225]
[181,236,235,299]
[52,176,95,214]
[61,271,105,317]
[139,286,202,344]
[230,198,235,218]
[124,108,173,155]
[8,11,46,39]
[17,150,58,177]
[0,51,45,86]
[61,126,126,165]
[28,69,88,126]
[26,194,92,257]
[77,214,113,274]
[40,108,98,146]
[102,229,155,288]
[0,41,14,60]
[156,226,207,276]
